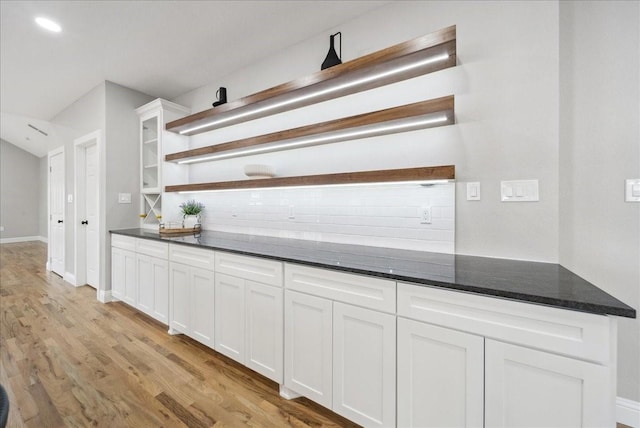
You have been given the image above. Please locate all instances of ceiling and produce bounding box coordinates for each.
[0,0,388,157]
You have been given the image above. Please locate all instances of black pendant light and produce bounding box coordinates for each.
[321,32,342,70]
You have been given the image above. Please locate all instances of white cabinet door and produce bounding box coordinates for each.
[111,247,136,305]
[137,254,154,316]
[190,266,215,348]
[284,290,333,408]
[332,302,396,428]
[245,280,283,383]
[397,317,484,428]
[169,262,190,334]
[151,257,169,324]
[214,273,245,362]
[111,247,125,300]
[485,339,613,428]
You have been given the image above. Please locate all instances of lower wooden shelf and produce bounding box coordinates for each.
[165,165,455,193]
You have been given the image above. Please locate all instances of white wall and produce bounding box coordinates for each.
[168,0,638,402]
[559,1,640,403]
[173,0,560,262]
[0,139,41,240]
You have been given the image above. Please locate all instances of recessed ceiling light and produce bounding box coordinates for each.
[35,17,61,33]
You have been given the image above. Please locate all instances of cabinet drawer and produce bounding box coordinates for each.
[136,238,168,259]
[285,264,395,313]
[111,234,136,251]
[397,282,612,363]
[215,251,283,287]
[169,244,215,270]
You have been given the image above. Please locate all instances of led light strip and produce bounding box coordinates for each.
[178,179,453,194]
[177,115,448,164]
[179,53,450,135]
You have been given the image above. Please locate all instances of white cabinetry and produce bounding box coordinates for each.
[111,234,169,324]
[333,302,396,427]
[397,282,616,428]
[397,317,484,428]
[284,290,333,407]
[135,99,190,228]
[111,237,136,304]
[485,340,611,428]
[135,238,169,324]
[168,244,215,348]
[284,264,396,428]
[214,252,284,383]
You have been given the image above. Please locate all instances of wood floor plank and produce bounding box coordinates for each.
[0,242,358,428]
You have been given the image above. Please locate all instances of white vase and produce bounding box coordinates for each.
[183,214,200,229]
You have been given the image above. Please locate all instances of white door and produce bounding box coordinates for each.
[84,143,99,287]
[333,302,396,428]
[485,339,613,428]
[151,257,169,325]
[214,273,245,363]
[245,280,283,383]
[397,317,484,428]
[49,149,65,276]
[284,290,333,408]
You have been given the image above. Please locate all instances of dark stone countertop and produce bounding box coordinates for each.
[110,228,636,318]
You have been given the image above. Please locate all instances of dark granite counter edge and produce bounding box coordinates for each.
[110,229,636,318]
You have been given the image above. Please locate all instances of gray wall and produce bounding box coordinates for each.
[50,81,106,277]
[0,139,41,240]
[39,156,48,239]
[171,0,638,401]
[559,1,640,403]
[101,81,153,293]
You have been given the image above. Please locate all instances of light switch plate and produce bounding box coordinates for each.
[501,180,539,202]
[467,182,481,201]
[118,193,132,204]
[626,179,640,202]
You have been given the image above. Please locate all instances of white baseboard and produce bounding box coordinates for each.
[0,235,43,244]
[38,236,48,243]
[618,396,640,427]
[64,272,77,286]
[97,289,112,303]
[46,260,51,271]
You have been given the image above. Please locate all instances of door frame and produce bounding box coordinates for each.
[74,130,102,290]
[47,146,65,275]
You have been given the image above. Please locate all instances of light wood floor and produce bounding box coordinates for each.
[0,242,359,428]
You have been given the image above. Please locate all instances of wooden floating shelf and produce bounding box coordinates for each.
[166,25,456,136]
[166,96,455,164]
[165,166,455,193]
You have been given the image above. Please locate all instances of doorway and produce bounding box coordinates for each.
[74,131,101,289]
[48,147,65,276]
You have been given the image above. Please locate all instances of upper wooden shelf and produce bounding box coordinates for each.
[166,25,456,136]
[165,165,455,193]
[165,96,455,164]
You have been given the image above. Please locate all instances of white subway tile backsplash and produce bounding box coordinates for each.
[178,182,454,253]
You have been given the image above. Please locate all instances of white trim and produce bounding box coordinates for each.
[46,260,51,271]
[64,272,77,286]
[74,130,101,292]
[0,236,44,244]
[38,236,48,243]
[97,289,112,303]
[618,396,640,427]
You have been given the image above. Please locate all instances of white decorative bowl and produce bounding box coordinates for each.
[244,164,276,179]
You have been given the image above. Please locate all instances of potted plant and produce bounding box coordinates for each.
[180,199,204,229]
